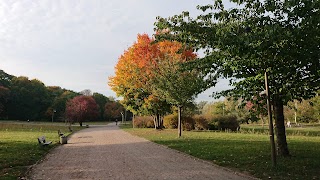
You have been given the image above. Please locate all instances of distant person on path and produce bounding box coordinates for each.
[115,119,118,125]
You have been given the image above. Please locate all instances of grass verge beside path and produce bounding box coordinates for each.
[121,124,320,180]
[0,121,85,180]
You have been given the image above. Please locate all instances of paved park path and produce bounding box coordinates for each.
[28,123,256,180]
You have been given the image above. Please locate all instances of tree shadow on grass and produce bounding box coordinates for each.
[153,136,320,180]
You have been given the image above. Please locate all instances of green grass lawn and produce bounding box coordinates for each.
[121,123,320,180]
[0,121,84,180]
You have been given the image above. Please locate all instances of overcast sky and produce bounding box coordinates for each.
[0,0,231,102]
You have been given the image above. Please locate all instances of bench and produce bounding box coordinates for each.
[38,136,52,146]
[58,130,64,137]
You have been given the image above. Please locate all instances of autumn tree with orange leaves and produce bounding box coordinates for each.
[109,34,201,129]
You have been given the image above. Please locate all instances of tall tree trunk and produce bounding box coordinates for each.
[153,116,157,129]
[79,121,83,127]
[153,114,162,129]
[157,114,162,129]
[274,99,290,156]
[178,106,182,137]
[160,116,164,129]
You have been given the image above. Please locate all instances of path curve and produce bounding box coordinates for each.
[28,123,256,180]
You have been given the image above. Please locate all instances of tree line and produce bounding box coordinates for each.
[0,70,126,125]
[201,94,320,125]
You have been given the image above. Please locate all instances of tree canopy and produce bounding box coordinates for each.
[109,34,200,129]
[104,101,125,121]
[93,92,110,120]
[154,0,320,156]
[0,86,10,117]
[65,95,99,126]
[150,51,205,136]
[7,77,51,120]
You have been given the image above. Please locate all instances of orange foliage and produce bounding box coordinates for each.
[108,33,197,111]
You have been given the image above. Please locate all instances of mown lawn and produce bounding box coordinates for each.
[121,124,320,180]
[0,121,84,180]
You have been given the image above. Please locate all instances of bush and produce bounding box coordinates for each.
[194,115,209,130]
[133,116,154,128]
[164,114,195,131]
[146,119,154,128]
[207,121,218,130]
[183,116,195,131]
[239,113,259,124]
[208,115,240,131]
[163,114,178,129]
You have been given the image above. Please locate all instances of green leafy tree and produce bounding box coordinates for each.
[0,70,13,88]
[203,101,227,116]
[297,100,316,123]
[0,86,10,118]
[93,92,109,121]
[0,70,13,118]
[46,86,65,121]
[8,77,51,120]
[287,98,318,123]
[48,88,79,121]
[155,0,320,156]
[196,101,207,115]
[311,92,320,122]
[214,101,226,116]
[151,56,204,136]
[224,98,241,117]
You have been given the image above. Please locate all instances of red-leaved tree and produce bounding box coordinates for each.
[104,101,125,121]
[65,95,99,126]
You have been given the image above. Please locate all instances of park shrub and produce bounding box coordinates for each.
[146,119,154,128]
[193,115,209,130]
[183,116,195,131]
[133,116,154,128]
[164,114,195,130]
[208,115,240,131]
[163,114,178,129]
[238,113,260,124]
